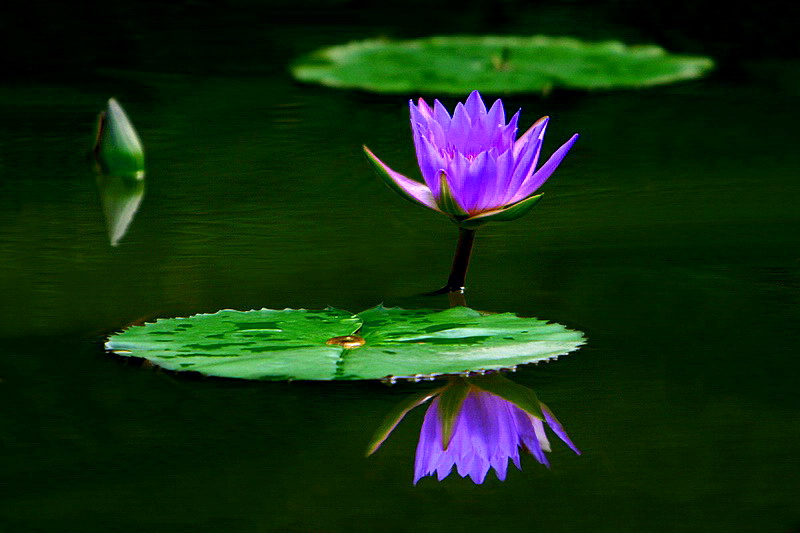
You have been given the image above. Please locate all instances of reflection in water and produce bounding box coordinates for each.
[369,374,580,484]
[95,174,145,246]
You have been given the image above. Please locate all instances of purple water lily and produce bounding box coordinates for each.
[367,376,580,484]
[364,90,578,226]
[363,91,579,294]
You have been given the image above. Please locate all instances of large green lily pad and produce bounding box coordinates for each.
[291,35,714,94]
[105,306,584,381]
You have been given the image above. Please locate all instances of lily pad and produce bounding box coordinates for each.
[291,35,714,94]
[106,306,584,381]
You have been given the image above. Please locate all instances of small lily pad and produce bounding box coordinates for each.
[105,306,585,381]
[291,35,714,94]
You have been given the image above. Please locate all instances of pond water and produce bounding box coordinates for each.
[1,12,800,533]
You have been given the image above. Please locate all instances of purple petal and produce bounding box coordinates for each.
[457,151,490,212]
[455,448,475,478]
[511,408,548,467]
[436,459,455,481]
[415,133,446,195]
[416,97,433,119]
[541,402,581,455]
[468,456,490,484]
[451,393,489,480]
[409,101,431,132]
[486,148,514,209]
[490,453,508,481]
[409,118,428,182]
[510,133,579,204]
[428,120,448,148]
[486,98,506,129]
[363,146,437,209]
[504,137,541,204]
[471,148,498,212]
[470,151,499,212]
[446,151,470,192]
[414,99,448,147]
[498,109,520,149]
[447,102,472,149]
[464,118,491,155]
[513,116,549,159]
[525,418,551,467]
[506,117,550,200]
[533,416,552,452]
[433,99,451,131]
[414,398,443,484]
[464,90,487,122]
[494,399,520,458]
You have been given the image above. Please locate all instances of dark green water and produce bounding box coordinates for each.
[2,15,800,532]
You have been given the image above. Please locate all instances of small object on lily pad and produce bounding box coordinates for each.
[105,306,585,381]
[291,35,714,94]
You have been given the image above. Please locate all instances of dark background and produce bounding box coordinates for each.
[1,1,799,532]
[4,0,799,79]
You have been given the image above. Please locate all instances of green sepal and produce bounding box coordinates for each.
[468,373,544,420]
[437,378,471,449]
[94,98,145,178]
[365,387,444,456]
[435,171,469,218]
[460,193,543,228]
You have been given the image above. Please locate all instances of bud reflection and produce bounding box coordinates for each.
[368,374,580,484]
[96,174,145,246]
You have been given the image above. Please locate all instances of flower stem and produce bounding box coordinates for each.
[447,290,467,308]
[426,227,477,297]
[447,227,476,291]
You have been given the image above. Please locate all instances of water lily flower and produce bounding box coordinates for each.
[363,90,578,227]
[367,375,580,484]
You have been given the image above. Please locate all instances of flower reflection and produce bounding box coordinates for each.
[368,375,580,484]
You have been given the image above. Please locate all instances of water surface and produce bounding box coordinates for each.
[1,21,799,533]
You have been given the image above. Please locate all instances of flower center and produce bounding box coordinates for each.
[441,145,483,162]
